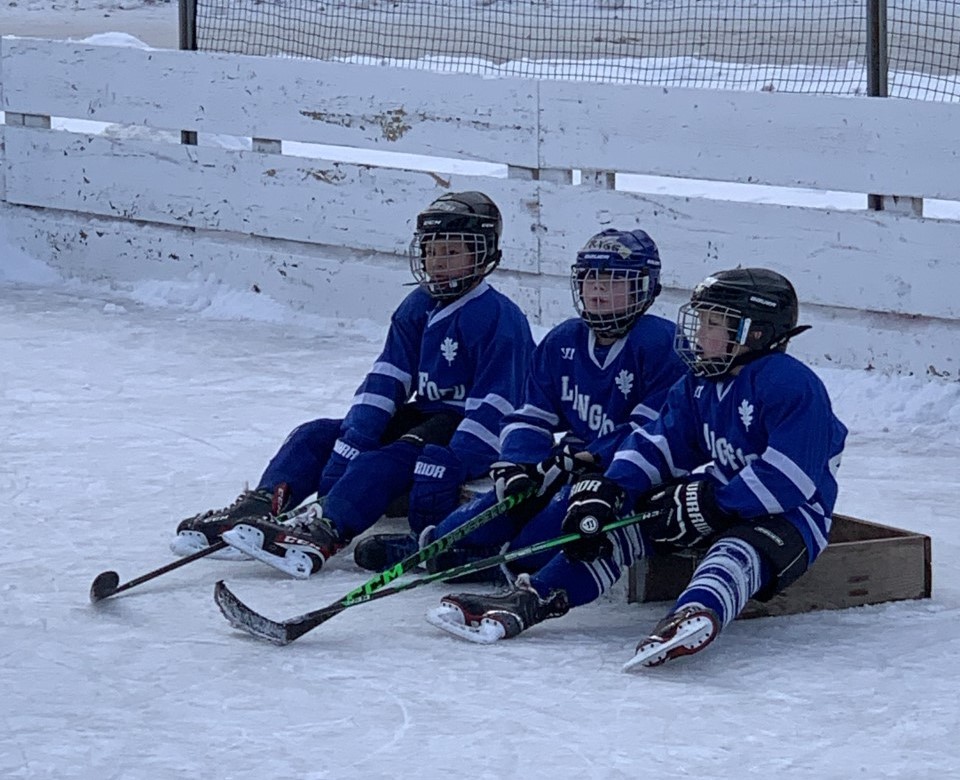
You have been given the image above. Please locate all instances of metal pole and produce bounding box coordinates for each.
[866,0,888,210]
[179,0,198,146]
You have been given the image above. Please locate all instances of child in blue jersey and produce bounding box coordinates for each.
[352,228,686,580]
[428,268,847,671]
[172,191,535,578]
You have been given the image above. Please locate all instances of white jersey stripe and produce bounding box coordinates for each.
[370,361,412,391]
[510,403,560,426]
[465,393,515,416]
[797,505,830,553]
[352,392,397,415]
[636,429,682,477]
[628,402,660,424]
[612,450,662,484]
[762,446,817,499]
[500,421,553,444]
[739,463,784,514]
[457,419,500,452]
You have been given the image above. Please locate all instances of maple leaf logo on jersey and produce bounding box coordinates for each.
[441,337,459,365]
[615,369,634,399]
[738,398,755,430]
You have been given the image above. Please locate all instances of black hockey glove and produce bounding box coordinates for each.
[560,475,625,562]
[536,443,599,499]
[490,461,539,502]
[642,479,736,549]
[491,444,599,504]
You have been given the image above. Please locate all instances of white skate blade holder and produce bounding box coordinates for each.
[170,530,251,562]
[622,612,718,673]
[221,524,316,579]
[425,605,508,644]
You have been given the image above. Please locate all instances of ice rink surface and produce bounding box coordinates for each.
[2,272,959,779]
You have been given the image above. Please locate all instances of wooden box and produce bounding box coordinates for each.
[627,514,932,618]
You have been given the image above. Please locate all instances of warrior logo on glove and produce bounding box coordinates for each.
[578,515,601,535]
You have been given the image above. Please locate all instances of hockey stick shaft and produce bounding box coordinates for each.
[215,506,661,644]
[340,486,537,601]
[90,542,228,602]
[90,499,322,602]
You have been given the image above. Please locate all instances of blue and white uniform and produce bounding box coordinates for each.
[259,281,534,539]
[528,352,848,616]
[431,314,686,555]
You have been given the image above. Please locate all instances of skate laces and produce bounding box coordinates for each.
[515,573,570,619]
[196,487,266,521]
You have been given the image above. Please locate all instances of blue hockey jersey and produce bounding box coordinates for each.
[341,282,534,478]
[499,315,687,467]
[606,352,847,561]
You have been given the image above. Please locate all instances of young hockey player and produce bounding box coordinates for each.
[428,268,847,671]
[172,191,535,577]
[352,227,686,580]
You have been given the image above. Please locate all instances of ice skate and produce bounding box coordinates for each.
[353,532,420,571]
[222,505,345,579]
[354,530,506,583]
[426,574,569,644]
[622,604,721,671]
[171,486,288,561]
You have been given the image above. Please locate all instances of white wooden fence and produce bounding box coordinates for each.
[3,37,960,378]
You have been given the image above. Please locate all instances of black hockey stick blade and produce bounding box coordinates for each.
[213,580,301,644]
[90,540,228,603]
[90,571,121,602]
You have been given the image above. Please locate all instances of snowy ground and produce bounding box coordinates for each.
[4,2,960,776]
[1,1,178,48]
[2,234,960,779]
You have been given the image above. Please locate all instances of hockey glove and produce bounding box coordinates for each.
[491,444,598,503]
[536,442,599,499]
[642,479,736,549]
[490,461,539,503]
[560,475,625,562]
[408,445,465,536]
[317,429,377,497]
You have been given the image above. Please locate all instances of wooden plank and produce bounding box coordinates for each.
[0,38,539,167]
[2,127,540,273]
[631,514,932,618]
[537,185,960,320]
[540,80,960,200]
[740,535,930,618]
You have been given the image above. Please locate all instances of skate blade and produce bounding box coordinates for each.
[425,604,507,644]
[170,531,251,561]
[622,614,718,673]
[221,525,315,579]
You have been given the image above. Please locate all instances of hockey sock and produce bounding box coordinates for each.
[673,537,765,628]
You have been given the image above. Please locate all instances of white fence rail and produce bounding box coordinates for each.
[2,37,959,378]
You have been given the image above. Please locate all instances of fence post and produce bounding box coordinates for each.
[866,0,921,215]
[866,0,888,99]
[179,0,198,147]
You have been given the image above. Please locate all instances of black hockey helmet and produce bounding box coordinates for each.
[410,191,503,300]
[675,267,809,377]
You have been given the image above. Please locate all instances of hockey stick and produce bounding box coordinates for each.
[213,486,536,638]
[89,499,323,603]
[214,506,661,645]
[90,542,228,602]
